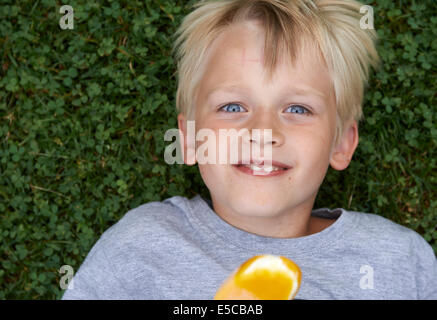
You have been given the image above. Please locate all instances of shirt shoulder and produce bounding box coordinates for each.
[62,196,196,299]
[344,210,437,299]
[98,195,194,249]
[345,210,427,252]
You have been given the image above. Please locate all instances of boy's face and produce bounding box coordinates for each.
[178,20,358,232]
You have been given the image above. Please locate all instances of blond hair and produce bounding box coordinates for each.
[172,0,380,147]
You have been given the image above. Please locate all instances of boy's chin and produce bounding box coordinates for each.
[226,194,289,218]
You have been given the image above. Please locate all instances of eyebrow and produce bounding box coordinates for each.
[205,84,326,102]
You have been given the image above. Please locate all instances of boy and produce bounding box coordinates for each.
[62,0,437,299]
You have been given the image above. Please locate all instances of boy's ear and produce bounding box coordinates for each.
[329,120,359,171]
[177,113,197,165]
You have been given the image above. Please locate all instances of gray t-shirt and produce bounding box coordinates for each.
[62,194,437,300]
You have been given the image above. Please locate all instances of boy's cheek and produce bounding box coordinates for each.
[198,164,233,195]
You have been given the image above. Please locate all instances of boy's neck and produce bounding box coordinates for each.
[208,196,336,239]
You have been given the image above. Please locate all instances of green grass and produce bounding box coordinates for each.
[0,0,436,299]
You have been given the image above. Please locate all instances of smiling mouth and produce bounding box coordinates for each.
[232,160,291,176]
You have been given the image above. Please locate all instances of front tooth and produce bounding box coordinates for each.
[249,164,275,172]
[243,164,282,172]
[263,166,273,172]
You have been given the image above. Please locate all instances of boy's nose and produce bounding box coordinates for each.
[245,111,284,147]
[249,132,281,146]
[247,123,284,147]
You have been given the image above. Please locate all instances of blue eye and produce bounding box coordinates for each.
[285,105,310,115]
[219,103,246,113]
